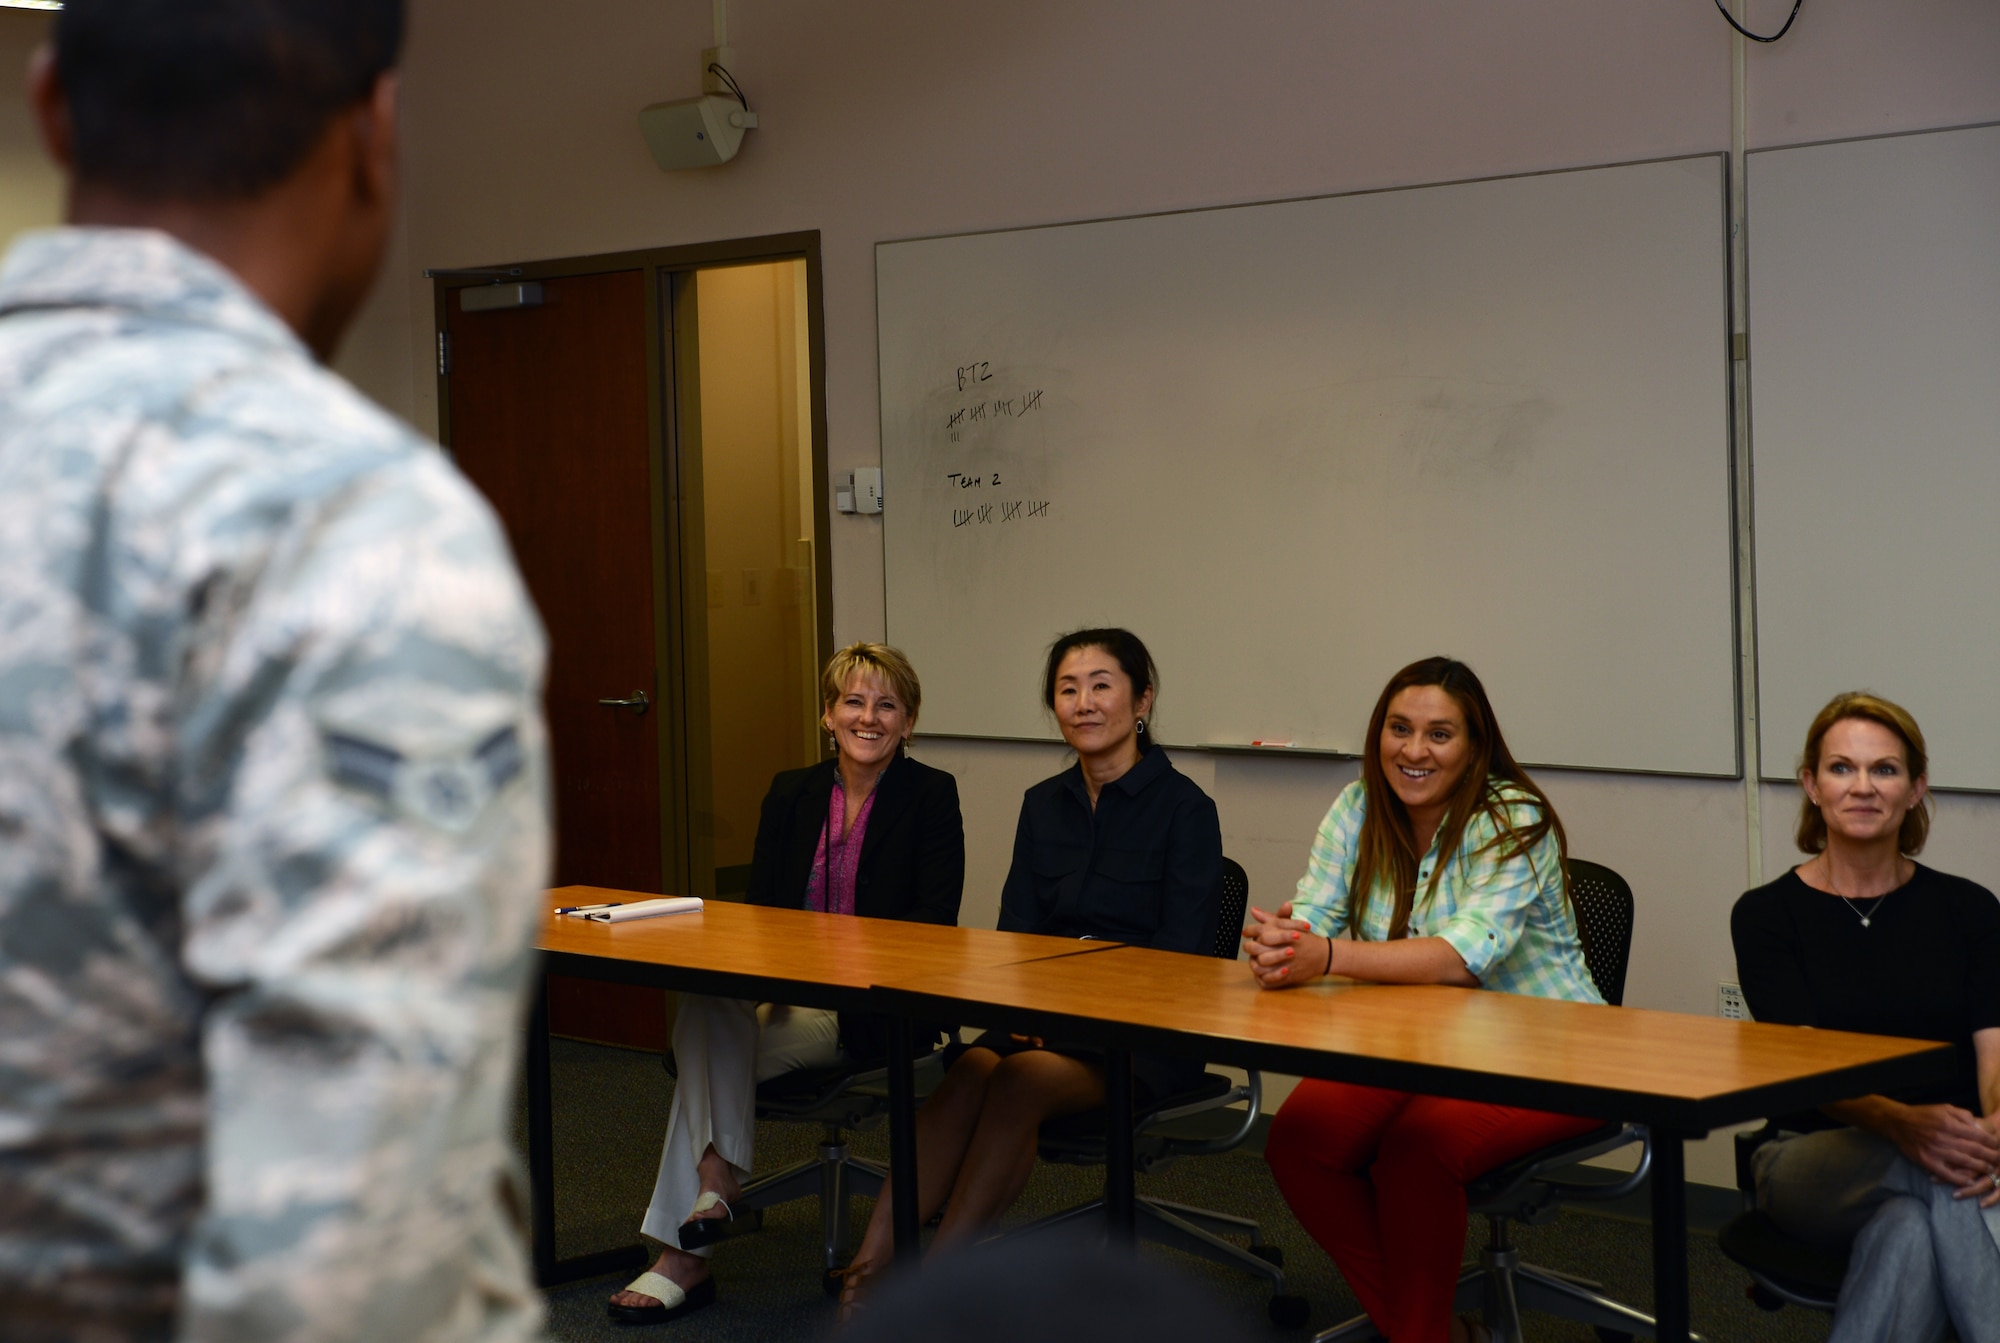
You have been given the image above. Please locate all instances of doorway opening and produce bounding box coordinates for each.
[688,260,823,896]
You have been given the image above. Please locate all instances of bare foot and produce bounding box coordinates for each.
[608,1245,708,1309]
[835,1254,885,1325]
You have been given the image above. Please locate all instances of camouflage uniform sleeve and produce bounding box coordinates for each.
[170,441,549,1343]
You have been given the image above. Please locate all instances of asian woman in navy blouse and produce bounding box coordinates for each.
[840,628,1223,1315]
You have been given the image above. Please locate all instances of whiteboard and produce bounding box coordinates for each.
[1750,124,2000,790]
[878,156,1738,776]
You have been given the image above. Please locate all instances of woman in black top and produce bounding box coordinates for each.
[1731,692,2000,1343]
[839,628,1223,1314]
[609,644,964,1325]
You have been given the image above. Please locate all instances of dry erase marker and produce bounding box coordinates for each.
[1250,739,1295,748]
[556,901,624,915]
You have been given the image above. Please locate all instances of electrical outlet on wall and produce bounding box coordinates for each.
[1718,981,1751,1020]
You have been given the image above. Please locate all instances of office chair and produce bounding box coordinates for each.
[1716,1122,1844,1313]
[663,1033,947,1290]
[1315,858,1669,1343]
[1005,857,1313,1327]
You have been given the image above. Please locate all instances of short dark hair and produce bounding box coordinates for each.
[1041,627,1160,748]
[55,0,405,200]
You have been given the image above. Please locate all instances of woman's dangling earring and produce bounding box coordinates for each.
[825,722,836,754]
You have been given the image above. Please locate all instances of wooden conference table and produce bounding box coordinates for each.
[531,889,1951,1342]
[527,887,1109,1283]
[879,945,1952,1343]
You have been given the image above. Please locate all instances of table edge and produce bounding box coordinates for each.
[872,983,1958,1133]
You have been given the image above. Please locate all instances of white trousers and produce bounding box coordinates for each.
[639,994,842,1250]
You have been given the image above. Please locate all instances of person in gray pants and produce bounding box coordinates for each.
[1732,691,2000,1343]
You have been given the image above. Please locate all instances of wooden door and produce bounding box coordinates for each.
[446,269,670,1049]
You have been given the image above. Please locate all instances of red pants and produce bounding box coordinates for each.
[1265,1079,1600,1343]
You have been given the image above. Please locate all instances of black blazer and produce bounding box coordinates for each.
[745,753,965,927]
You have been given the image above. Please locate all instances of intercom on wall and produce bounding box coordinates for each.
[834,468,883,515]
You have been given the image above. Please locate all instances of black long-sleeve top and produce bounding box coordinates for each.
[998,745,1223,953]
[995,745,1224,1098]
[1731,863,2000,1130]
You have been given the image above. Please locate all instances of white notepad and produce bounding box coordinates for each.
[584,897,704,923]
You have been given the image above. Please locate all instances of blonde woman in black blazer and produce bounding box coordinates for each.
[609,644,964,1324]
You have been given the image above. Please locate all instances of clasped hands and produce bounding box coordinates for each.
[1897,1103,2000,1208]
[1242,902,1333,989]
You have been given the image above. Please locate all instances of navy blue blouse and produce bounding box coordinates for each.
[997,746,1224,955]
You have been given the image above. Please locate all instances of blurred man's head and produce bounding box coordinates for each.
[29,0,407,359]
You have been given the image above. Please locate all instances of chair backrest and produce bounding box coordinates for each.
[1212,857,1249,959]
[1565,858,1634,1007]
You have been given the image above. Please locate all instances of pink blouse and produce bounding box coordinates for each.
[803,779,877,916]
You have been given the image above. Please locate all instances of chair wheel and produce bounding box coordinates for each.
[1248,1244,1284,1268]
[1267,1294,1310,1328]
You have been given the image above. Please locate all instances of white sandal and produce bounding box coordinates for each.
[605,1270,717,1325]
[675,1190,750,1249]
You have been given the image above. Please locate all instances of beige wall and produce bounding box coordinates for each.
[0,9,59,252]
[64,1,2000,1187]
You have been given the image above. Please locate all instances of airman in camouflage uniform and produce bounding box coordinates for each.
[0,222,552,1342]
[0,5,551,1340]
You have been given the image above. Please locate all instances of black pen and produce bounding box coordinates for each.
[555,901,624,915]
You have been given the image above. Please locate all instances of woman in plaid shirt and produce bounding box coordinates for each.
[1242,656,1602,1343]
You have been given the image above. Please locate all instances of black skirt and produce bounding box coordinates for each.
[943,1034,1204,1109]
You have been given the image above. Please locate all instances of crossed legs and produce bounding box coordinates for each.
[611,995,841,1310]
[1758,1127,2000,1343]
[846,1044,1107,1284]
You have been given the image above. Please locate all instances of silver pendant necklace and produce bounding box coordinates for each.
[1820,854,1897,928]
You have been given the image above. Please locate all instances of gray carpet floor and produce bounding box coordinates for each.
[525,1039,1832,1342]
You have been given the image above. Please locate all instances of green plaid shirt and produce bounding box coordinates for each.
[1292,779,1603,1003]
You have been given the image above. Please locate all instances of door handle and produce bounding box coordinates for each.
[597,690,650,716]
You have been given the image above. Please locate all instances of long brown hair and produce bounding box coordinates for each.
[1794,691,1931,856]
[1350,657,1571,941]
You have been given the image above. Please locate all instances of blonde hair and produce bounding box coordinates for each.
[1795,691,1931,855]
[820,643,922,727]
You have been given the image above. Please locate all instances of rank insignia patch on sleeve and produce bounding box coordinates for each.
[317,682,528,833]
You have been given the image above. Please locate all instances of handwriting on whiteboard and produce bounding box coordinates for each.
[944,387,1043,442]
[952,500,1051,528]
[936,364,1051,530]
